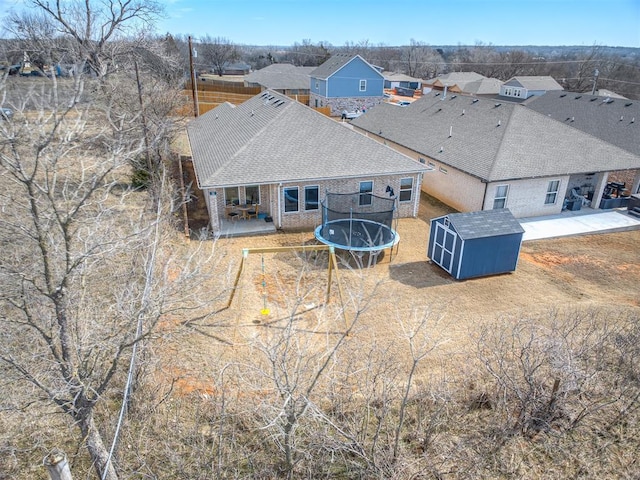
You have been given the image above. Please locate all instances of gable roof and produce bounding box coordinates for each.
[383,72,423,83]
[244,63,314,90]
[443,208,524,240]
[425,72,503,95]
[525,91,640,156]
[350,92,640,182]
[187,90,428,188]
[504,76,563,91]
[310,54,383,80]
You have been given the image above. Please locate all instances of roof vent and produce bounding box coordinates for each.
[495,103,501,108]
[250,110,254,116]
[625,102,633,107]
[571,117,574,122]
[575,95,582,99]
[462,109,465,115]
[439,146,444,152]
[497,119,501,127]
[590,97,598,102]
[451,95,457,99]
[436,108,442,112]
[472,99,479,103]
[434,92,440,96]
[620,116,624,121]
[449,126,453,137]
[631,118,635,123]
[560,93,567,97]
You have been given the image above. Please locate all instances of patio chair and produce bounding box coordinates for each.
[246,203,259,220]
[225,205,239,222]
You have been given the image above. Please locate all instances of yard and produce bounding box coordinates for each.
[150,190,640,477]
[171,190,640,385]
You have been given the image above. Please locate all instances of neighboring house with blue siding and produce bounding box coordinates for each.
[309,54,384,116]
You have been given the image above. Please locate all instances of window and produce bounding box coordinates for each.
[418,158,426,164]
[224,186,239,206]
[439,166,448,174]
[399,177,413,202]
[245,185,260,205]
[427,160,436,168]
[493,185,509,209]
[359,79,367,91]
[283,187,299,213]
[305,186,319,211]
[315,81,319,90]
[545,180,560,205]
[359,181,373,206]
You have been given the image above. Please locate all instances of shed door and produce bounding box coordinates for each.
[432,223,457,273]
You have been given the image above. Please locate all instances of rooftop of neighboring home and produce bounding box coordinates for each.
[503,75,563,91]
[593,88,627,99]
[244,63,314,90]
[351,92,640,182]
[187,90,428,188]
[383,72,424,84]
[525,91,640,156]
[309,54,382,80]
[425,71,503,95]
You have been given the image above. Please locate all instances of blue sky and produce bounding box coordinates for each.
[157,0,640,47]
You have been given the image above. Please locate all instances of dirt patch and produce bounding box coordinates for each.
[161,183,640,397]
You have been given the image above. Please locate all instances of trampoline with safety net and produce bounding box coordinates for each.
[314,191,400,266]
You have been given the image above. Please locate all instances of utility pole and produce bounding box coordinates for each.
[188,36,199,117]
[591,68,599,96]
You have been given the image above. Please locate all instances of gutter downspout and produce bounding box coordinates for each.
[277,183,283,228]
[481,181,488,210]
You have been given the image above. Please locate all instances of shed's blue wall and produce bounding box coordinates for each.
[428,216,523,280]
[457,234,522,279]
[327,58,384,98]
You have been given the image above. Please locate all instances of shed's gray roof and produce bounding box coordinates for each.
[187,90,428,188]
[445,208,524,240]
[244,64,313,90]
[504,76,563,91]
[351,92,640,182]
[525,91,640,156]
[309,54,382,80]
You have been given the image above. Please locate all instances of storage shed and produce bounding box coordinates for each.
[427,209,524,280]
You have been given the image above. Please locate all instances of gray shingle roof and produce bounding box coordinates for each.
[351,92,640,182]
[446,208,524,240]
[525,91,640,156]
[309,54,381,80]
[244,64,314,90]
[187,90,428,188]
[504,76,563,91]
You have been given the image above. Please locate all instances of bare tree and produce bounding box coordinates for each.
[8,0,164,78]
[197,36,240,76]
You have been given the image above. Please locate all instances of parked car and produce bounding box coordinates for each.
[1,108,13,120]
[341,109,363,120]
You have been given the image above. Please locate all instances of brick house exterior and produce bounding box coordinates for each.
[187,90,428,236]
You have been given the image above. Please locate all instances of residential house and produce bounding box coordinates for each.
[383,72,423,91]
[219,62,252,75]
[309,54,385,116]
[423,72,503,96]
[186,90,429,236]
[350,92,640,218]
[244,63,314,99]
[499,76,563,100]
[525,91,640,194]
